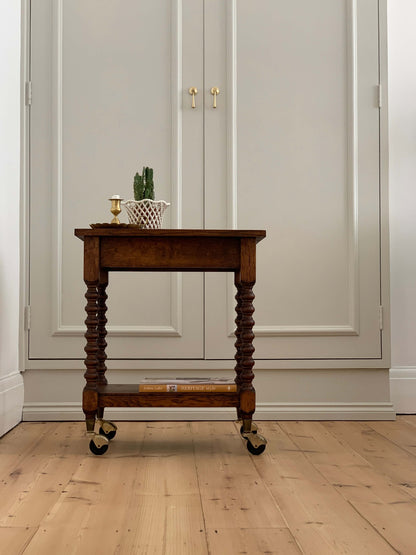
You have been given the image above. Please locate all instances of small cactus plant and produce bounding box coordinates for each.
[133,166,155,201]
[125,166,169,227]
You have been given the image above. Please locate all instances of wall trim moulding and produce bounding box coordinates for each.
[0,372,24,436]
[24,359,390,370]
[390,367,416,414]
[22,400,395,422]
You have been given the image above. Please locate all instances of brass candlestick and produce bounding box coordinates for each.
[109,195,123,224]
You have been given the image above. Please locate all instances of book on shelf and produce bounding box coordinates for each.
[138,377,237,393]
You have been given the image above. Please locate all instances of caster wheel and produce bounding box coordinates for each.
[247,441,266,456]
[240,425,257,436]
[99,426,116,441]
[89,439,109,456]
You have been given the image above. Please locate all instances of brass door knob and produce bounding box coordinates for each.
[210,87,220,108]
[188,87,198,109]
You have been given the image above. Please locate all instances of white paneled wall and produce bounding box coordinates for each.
[388,0,416,412]
[0,0,24,435]
[0,2,414,425]
[21,1,394,422]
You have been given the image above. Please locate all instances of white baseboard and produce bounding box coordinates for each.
[390,367,416,414]
[22,400,395,422]
[0,372,24,436]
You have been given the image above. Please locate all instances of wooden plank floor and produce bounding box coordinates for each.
[1,417,416,554]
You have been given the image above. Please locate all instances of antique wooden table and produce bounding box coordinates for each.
[74,228,267,455]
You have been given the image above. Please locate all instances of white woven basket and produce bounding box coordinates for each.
[122,199,170,229]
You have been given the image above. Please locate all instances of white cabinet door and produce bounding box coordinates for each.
[29,0,205,359]
[29,0,383,364]
[205,0,382,360]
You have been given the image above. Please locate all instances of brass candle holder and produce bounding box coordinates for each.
[109,195,123,224]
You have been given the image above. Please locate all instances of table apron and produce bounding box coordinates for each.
[99,236,241,271]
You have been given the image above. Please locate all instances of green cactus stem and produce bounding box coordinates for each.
[133,172,144,201]
[143,167,154,200]
[133,166,155,201]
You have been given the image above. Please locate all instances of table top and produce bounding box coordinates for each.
[74,228,266,241]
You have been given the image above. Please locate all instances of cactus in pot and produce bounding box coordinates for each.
[124,165,169,229]
[133,166,154,201]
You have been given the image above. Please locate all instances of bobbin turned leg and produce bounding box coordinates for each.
[236,239,267,455]
[83,279,109,455]
[83,279,99,432]
[95,274,117,440]
[82,237,109,455]
[97,275,109,387]
[234,275,243,420]
[237,276,256,429]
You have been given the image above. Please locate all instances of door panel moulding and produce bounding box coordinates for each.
[49,0,184,339]
[25,359,389,370]
[226,0,360,339]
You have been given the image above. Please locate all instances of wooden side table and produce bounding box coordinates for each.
[74,228,267,455]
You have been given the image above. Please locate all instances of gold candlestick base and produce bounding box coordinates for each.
[109,195,123,224]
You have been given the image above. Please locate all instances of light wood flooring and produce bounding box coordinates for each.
[1,417,416,554]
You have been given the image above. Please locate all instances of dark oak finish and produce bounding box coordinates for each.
[75,228,266,238]
[75,228,266,433]
[97,385,239,408]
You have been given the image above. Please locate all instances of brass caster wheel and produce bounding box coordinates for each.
[89,440,109,456]
[247,439,266,456]
[98,420,117,440]
[241,431,267,456]
[88,434,110,456]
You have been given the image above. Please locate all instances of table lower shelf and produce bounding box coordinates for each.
[96,384,240,408]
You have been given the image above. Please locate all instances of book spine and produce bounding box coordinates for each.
[139,384,237,393]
